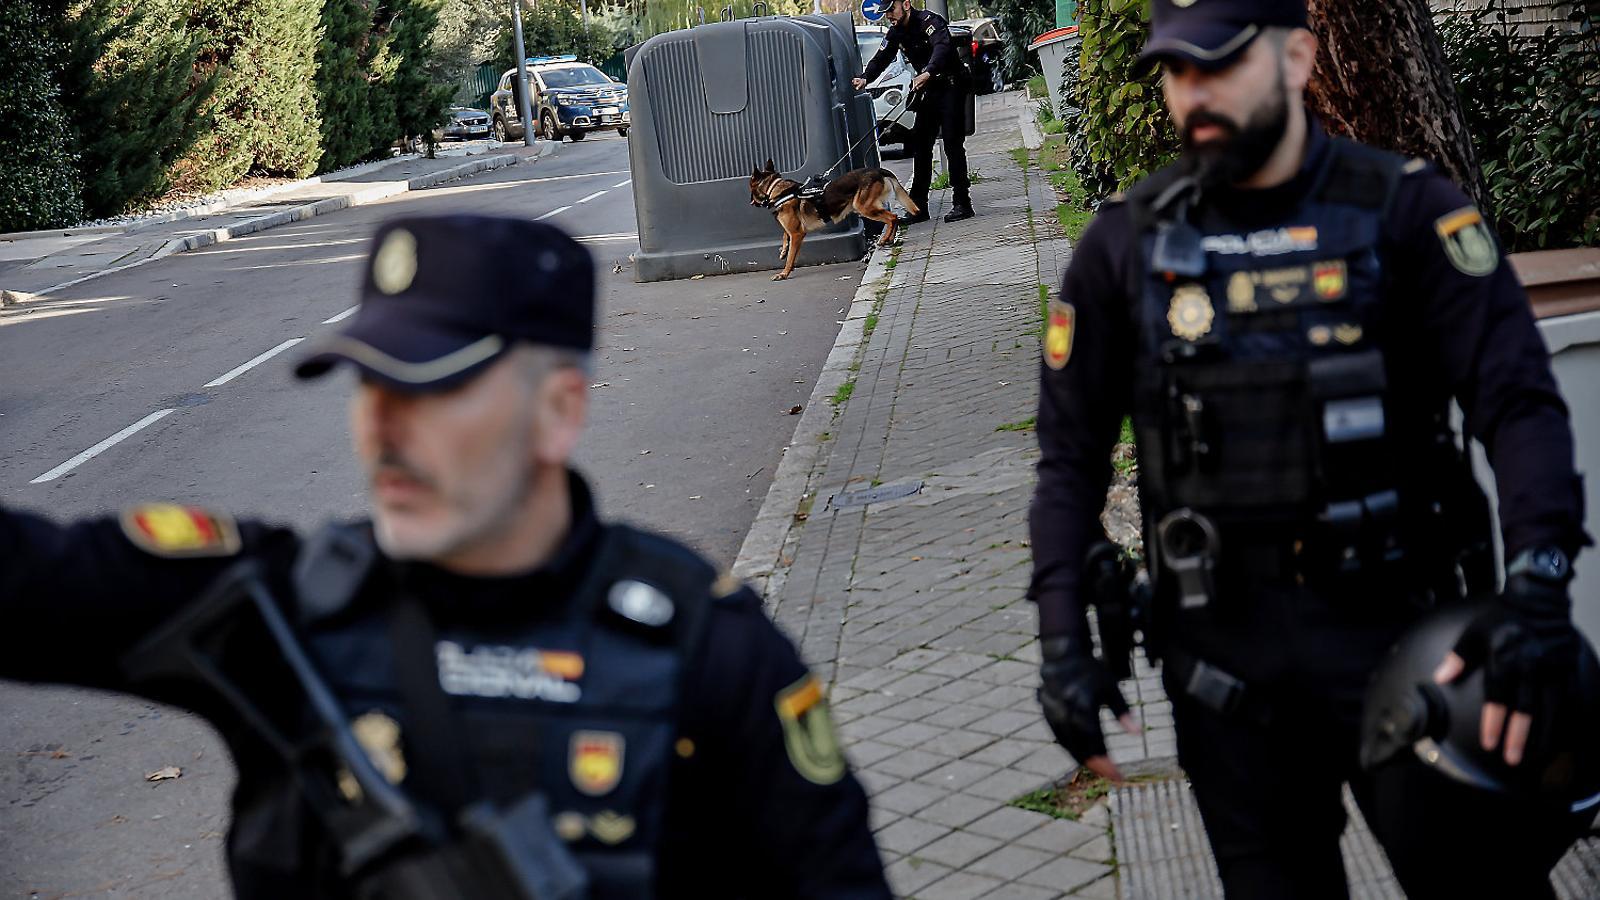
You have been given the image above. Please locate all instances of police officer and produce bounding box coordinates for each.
[1,215,892,899]
[1027,0,1593,896]
[852,0,976,224]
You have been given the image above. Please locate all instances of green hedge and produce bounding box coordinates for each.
[1439,1,1599,250]
[0,2,85,231]
[1061,0,1177,201]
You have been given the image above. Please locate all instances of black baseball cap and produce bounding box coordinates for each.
[1137,0,1308,73]
[296,214,595,391]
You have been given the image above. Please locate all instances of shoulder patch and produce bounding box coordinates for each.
[120,504,241,558]
[1433,206,1499,277]
[1043,298,1076,371]
[775,673,846,785]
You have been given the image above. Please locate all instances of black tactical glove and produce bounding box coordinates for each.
[1037,635,1131,764]
[1450,572,1579,722]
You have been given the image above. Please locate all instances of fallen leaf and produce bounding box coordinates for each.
[146,766,182,782]
[689,495,702,500]
[787,405,803,415]
[590,382,611,388]
[793,512,809,522]
[911,556,923,561]
[691,274,705,280]
[612,262,623,274]
[640,449,652,455]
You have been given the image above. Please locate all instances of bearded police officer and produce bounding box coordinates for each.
[852,0,976,223]
[1027,0,1594,896]
[0,215,891,899]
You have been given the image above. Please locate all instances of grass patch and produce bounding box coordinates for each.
[996,416,1037,433]
[1113,416,1139,476]
[830,378,855,407]
[1010,769,1151,821]
[1010,146,1031,168]
[1039,134,1092,242]
[930,170,951,191]
[1041,119,1065,135]
[1026,74,1046,99]
[863,311,880,341]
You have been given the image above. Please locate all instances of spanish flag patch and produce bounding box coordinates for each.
[119,504,242,558]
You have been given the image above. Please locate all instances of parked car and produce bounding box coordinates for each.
[432,107,492,142]
[952,17,1007,94]
[855,25,918,150]
[854,24,982,151]
[491,56,630,143]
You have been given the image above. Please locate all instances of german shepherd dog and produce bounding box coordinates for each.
[749,159,920,281]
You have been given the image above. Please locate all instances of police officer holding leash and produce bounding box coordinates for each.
[1028,0,1598,896]
[0,215,891,899]
[852,0,976,224]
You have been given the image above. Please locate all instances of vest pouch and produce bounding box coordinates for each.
[1155,359,1315,511]
[1309,350,1393,499]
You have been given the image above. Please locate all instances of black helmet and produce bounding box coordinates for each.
[1360,603,1600,816]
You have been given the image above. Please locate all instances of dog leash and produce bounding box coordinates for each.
[814,87,917,180]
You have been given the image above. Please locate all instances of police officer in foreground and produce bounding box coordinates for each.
[1,215,891,899]
[852,0,976,224]
[1027,0,1596,896]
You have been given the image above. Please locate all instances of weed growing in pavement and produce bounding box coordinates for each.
[996,416,1037,433]
[1011,768,1158,820]
[1040,135,1093,241]
[830,378,855,407]
[863,311,880,342]
[930,170,950,191]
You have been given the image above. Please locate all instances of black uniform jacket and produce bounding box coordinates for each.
[862,7,966,85]
[1028,118,1588,639]
[0,475,891,899]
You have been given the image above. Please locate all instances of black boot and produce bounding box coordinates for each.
[944,198,975,222]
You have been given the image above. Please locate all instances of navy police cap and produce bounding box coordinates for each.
[1137,0,1308,73]
[296,214,595,391]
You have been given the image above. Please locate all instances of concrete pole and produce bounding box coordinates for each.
[511,0,537,147]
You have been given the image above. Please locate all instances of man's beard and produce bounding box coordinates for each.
[1179,81,1290,191]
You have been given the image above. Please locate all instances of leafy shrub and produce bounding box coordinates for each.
[1062,0,1177,200]
[0,1,84,231]
[1439,1,1599,250]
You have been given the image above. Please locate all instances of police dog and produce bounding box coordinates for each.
[749,159,919,281]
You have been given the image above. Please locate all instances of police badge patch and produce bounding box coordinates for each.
[1434,207,1498,277]
[1167,283,1215,341]
[775,674,845,785]
[570,730,625,796]
[1043,299,1075,370]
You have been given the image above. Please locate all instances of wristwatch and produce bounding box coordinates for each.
[1507,545,1572,584]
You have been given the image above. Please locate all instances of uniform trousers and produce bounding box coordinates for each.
[1162,582,1589,899]
[907,84,970,210]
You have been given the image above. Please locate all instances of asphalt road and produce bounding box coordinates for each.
[0,132,866,897]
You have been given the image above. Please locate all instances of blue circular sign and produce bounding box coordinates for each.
[861,0,888,21]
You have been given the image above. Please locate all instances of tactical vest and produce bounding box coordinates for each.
[289,521,716,899]
[1125,139,1491,600]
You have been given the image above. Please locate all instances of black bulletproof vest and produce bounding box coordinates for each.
[1124,138,1481,591]
[288,522,714,899]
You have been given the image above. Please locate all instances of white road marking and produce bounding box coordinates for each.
[323,306,359,324]
[536,206,572,220]
[577,191,607,204]
[575,232,639,244]
[203,338,305,388]
[613,179,632,188]
[30,409,175,484]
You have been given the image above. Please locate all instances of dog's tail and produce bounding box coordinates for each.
[888,174,920,216]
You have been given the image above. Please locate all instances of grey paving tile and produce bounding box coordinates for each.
[873,748,952,780]
[887,855,954,895]
[875,778,950,816]
[1016,857,1112,892]
[875,816,953,856]
[966,843,1057,881]
[1014,817,1104,853]
[917,791,1004,829]
[920,871,1007,900]
[967,806,1057,842]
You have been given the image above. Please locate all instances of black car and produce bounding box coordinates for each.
[952,18,1008,95]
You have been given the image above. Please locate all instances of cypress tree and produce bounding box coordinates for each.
[316,0,380,172]
[173,0,323,194]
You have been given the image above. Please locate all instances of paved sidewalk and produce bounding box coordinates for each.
[749,90,1600,899]
[0,145,540,302]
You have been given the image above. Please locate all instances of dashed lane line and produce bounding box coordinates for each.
[613,179,632,188]
[30,410,176,484]
[202,338,305,388]
[576,191,607,204]
[536,205,572,221]
[323,306,359,324]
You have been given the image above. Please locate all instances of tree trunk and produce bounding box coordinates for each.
[1305,0,1492,213]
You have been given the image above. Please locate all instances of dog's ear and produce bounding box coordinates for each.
[765,157,775,172]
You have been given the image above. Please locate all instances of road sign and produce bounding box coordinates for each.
[861,0,888,21]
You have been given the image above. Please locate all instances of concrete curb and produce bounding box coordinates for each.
[1019,101,1045,151]
[731,243,896,600]
[5,153,524,305]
